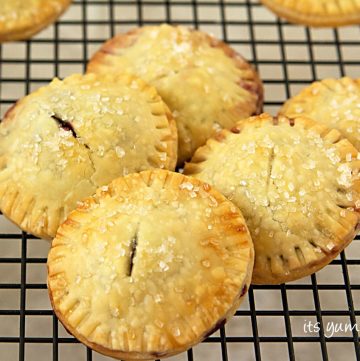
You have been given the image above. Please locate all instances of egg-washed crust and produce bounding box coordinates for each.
[0,73,177,240]
[48,169,254,359]
[87,24,263,165]
[260,0,360,27]
[0,0,72,42]
[280,77,360,151]
[184,113,360,284]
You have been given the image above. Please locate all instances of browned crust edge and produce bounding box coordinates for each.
[87,25,264,147]
[48,272,252,360]
[184,113,360,285]
[252,221,359,285]
[162,104,178,171]
[260,0,360,27]
[278,77,360,152]
[87,25,264,120]
[204,32,264,115]
[0,0,73,42]
[47,169,254,359]
[0,74,178,240]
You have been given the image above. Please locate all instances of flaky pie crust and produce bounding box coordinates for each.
[184,113,360,284]
[261,0,360,27]
[47,169,254,360]
[0,0,72,41]
[87,24,263,164]
[280,77,360,151]
[0,73,177,240]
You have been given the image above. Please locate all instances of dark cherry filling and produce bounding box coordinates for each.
[240,284,248,297]
[52,114,78,138]
[52,114,90,149]
[128,232,138,277]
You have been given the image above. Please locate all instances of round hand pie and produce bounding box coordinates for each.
[184,114,360,284]
[0,73,177,239]
[280,77,360,151]
[87,24,263,164]
[0,0,72,42]
[260,0,360,27]
[47,169,254,359]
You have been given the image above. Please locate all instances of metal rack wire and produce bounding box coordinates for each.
[0,0,359,360]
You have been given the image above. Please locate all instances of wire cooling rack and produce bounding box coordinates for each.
[0,0,359,360]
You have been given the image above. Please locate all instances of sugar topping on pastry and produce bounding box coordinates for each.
[280,77,360,151]
[185,113,360,284]
[48,170,254,359]
[0,73,177,239]
[87,24,263,164]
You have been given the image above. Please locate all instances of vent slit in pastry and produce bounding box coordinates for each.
[266,147,275,197]
[128,229,139,277]
[184,113,360,284]
[0,73,177,239]
[47,169,254,359]
[51,114,78,139]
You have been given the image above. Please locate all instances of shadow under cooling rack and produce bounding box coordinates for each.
[0,1,360,361]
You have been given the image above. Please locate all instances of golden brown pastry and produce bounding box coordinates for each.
[87,24,263,164]
[0,73,177,239]
[260,0,360,27]
[185,113,360,284]
[0,0,72,41]
[48,169,254,360]
[280,77,360,151]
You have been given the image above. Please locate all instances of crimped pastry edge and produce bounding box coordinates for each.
[87,24,264,164]
[260,0,360,27]
[87,24,264,115]
[47,169,254,359]
[184,113,360,285]
[0,73,178,240]
[278,77,360,151]
[0,0,73,42]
